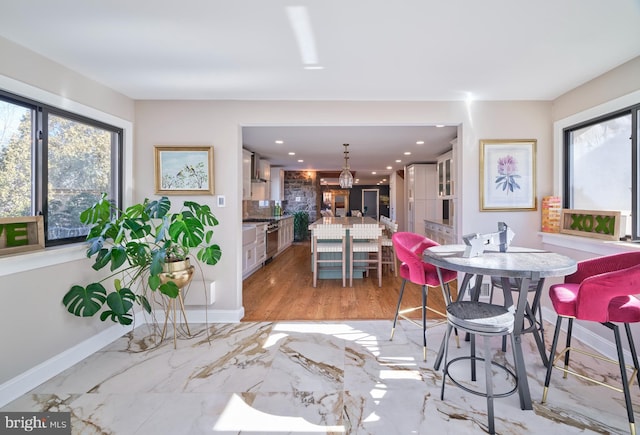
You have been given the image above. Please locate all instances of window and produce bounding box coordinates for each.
[563,103,640,240]
[0,90,122,246]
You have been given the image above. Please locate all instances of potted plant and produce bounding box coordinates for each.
[62,194,222,326]
[293,210,309,242]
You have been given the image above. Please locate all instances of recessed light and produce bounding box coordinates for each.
[404,152,411,155]
[416,140,424,145]
[382,178,387,181]
[297,159,304,163]
[288,152,296,155]
[275,140,284,144]
[371,171,377,175]
[303,65,324,70]
[435,124,445,128]
[386,166,392,170]
[395,159,401,163]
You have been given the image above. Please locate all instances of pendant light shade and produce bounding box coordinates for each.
[339,143,353,189]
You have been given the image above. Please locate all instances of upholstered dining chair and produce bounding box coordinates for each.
[311,224,347,287]
[390,232,457,361]
[349,223,383,287]
[542,251,640,435]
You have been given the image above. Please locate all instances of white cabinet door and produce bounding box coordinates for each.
[242,149,252,200]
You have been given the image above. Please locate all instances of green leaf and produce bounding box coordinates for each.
[62,283,107,317]
[159,281,180,298]
[123,218,150,239]
[145,196,171,219]
[148,274,160,290]
[100,310,133,325]
[125,241,150,266]
[197,244,222,265]
[137,295,152,313]
[109,246,128,271]
[150,249,166,276]
[86,236,104,258]
[105,288,135,315]
[91,248,112,271]
[123,202,146,219]
[169,217,204,247]
[79,193,112,224]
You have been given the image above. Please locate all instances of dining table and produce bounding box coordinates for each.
[423,244,577,411]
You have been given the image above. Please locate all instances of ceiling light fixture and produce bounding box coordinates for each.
[275,140,284,144]
[339,143,353,189]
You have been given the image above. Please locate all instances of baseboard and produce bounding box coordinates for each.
[0,318,136,408]
[0,308,243,408]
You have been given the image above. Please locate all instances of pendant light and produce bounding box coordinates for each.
[339,143,354,189]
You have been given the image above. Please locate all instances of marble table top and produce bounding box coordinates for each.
[423,244,577,280]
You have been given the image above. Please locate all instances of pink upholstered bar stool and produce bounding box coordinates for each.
[390,232,457,361]
[542,251,640,435]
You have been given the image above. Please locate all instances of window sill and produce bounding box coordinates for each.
[538,232,640,256]
[0,243,87,277]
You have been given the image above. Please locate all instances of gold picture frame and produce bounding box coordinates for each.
[480,139,536,211]
[154,145,214,195]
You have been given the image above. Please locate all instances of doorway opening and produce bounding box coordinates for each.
[362,189,379,219]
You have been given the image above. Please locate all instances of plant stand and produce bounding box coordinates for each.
[160,289,191,349]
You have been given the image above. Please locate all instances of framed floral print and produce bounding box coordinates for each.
[480,139,537,211]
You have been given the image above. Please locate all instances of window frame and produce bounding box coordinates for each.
[562,102,640,240]
[0,89,123,247]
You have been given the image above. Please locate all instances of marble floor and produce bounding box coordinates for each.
[2,320,639,434]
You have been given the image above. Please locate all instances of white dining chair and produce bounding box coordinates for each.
[349,223,383,287]
[381,220,398,277]
[311,224,347,287]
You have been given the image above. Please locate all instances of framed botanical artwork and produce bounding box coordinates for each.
[480,139,537,211]
[154,146,214,195]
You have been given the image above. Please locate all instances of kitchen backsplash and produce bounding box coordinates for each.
[243,200,288,218]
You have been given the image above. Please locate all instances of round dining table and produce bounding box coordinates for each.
[423,244,577,411]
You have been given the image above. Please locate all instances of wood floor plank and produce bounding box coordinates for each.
[242,241,453,322]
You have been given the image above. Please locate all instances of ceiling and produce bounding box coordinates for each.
[1,1,638,185]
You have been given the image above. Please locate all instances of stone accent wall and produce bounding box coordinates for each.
[283,171,318,222]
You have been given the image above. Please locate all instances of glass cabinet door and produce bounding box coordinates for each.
[445,159,451,196]
[438,161,444,197]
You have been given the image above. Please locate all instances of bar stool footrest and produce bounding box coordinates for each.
[444,355,518,399]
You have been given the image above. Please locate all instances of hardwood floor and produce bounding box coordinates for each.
[242,241,452,321]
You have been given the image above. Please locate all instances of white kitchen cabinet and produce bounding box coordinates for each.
[437,150,454,198]
[277,216,294,254]
[255,222,267,264]
[242,223,267,279]
[251,159,271,200]
[424,219,457,245]
[242,149,253,200]
[270,168,285,201]
[406,164,436,235]
[260,159,271,181]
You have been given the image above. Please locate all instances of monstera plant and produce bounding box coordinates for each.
[62,194,222,326]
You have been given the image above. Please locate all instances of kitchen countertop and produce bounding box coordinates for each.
[424,218,453,227]
[243,215,293,223]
